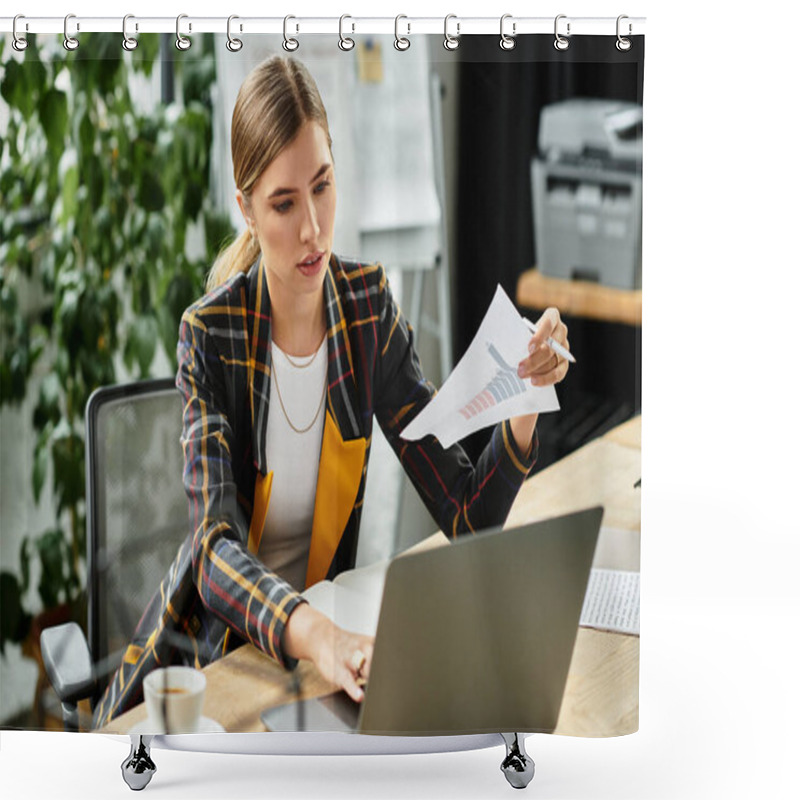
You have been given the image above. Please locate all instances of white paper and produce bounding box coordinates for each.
[301,558,391,637]
[400,284,560,448]
[579,569,640,636]
[352,39,441,232]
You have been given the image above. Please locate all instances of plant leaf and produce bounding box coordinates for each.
[19,538,31,595]
[38,89,68,156]
[124,315,159,377]
[35,529,69,609]
[51,429,84,516]
[0,571,32,654]
[58,161,80,225]
[33,432,50,504]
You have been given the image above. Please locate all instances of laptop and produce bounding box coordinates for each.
[261,506,603,736]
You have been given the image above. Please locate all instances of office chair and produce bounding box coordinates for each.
[40,378,188,735]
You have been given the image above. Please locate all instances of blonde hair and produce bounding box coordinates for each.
[207,56,332,292]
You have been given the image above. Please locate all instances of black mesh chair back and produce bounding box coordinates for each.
[85,379,188,693]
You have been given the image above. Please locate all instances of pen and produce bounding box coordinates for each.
[522,318,576,364]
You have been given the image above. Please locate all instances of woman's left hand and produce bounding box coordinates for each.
[517,307,571,387]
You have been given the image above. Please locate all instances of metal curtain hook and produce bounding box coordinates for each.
[394,15,411,51]
[176,14,191,50]
[616,15,632,51]
[12,14,28,51]
[122,14,138,51]
[554,14,571,51]
[227,15,243,52]
[444,14,460,51]
[283,15,299,51]
[500,14,516,51]
[63,13,80,51]
[339,15,355,51]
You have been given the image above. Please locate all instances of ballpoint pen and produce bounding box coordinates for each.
[522,318,577,364]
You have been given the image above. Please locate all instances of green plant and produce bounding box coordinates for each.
[0,33,234,654]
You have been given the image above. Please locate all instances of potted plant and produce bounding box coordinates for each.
[0,32,234,722]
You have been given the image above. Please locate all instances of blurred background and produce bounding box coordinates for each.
[0,32,642,728]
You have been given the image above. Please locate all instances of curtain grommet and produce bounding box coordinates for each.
[122,14,138,51]
[63,13,80,51]
[338,14,355,51]
[12,14,28,51]
[500,14,516,51]
[226,15,243,52]
[175,14,191,51]
[554,14,571,51]
[444,14,460,51]
[394,15,411,51]
[616,15,632,51]
[282,16,299,51]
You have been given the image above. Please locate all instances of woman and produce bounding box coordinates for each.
[93,56,570,729]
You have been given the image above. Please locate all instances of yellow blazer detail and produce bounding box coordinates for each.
[246,412,366,589]
[307,411,367,588]
[247,470,273,554]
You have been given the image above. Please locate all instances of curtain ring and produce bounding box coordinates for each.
[394,15,411,51]
[443,14,460,51]
[338,15,355,51]
[175,14,191,50]
[283,15,299,51]
[226,15,243,52]
[616,15,632,51]
[499,14,516,51]
[554,14,570,51]
[122,14,138,51]
[63,13,80,51]
[12,15,28,51]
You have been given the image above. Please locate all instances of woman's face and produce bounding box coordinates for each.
[238,121,336,305]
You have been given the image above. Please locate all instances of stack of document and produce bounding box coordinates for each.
[579,569,640,636]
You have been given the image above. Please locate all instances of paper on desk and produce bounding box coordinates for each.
[301,557,391,637]
[400,284,560,449]
[579,569,640,636]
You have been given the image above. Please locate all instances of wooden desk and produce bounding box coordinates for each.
[508,415,641,737]
[517,268,642,327]
[104,417,641,738]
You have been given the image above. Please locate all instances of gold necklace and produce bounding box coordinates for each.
[271,359,327,435]
[277,334,327,369]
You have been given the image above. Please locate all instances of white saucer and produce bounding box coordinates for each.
[129,716,226,735]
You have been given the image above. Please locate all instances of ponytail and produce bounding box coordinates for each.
[206,229,261,292]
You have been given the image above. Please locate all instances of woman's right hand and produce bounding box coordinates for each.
[282,602,374,703]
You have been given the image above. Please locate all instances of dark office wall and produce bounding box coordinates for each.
[454,35,644,465]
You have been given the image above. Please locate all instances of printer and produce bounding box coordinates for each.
[531,99,643,290]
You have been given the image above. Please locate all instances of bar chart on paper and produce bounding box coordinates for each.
[401,286,561,448]
[459,344,528,421]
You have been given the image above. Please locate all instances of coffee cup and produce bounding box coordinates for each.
[143,666,206,733]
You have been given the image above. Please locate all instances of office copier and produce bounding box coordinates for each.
[531,99,643,290]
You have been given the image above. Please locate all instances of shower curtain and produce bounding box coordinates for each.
[0,25,643,740]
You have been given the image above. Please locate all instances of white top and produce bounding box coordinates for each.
[258,339,327,591]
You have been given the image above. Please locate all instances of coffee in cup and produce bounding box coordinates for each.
[143,666,206,733]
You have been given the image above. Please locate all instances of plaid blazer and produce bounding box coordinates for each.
[93,254,537,729]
